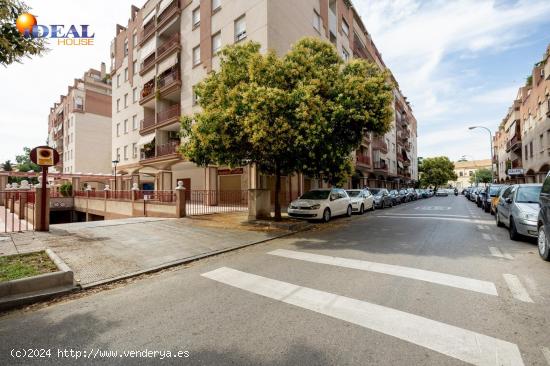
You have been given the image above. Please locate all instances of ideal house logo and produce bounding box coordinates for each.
[15,13,95,46]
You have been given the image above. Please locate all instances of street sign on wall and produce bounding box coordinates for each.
[507,168,524,176]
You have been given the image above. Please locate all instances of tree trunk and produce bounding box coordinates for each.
[274,169,282,221]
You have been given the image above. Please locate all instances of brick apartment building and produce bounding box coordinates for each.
[47,64,112,175]
[110,0,419,200]
[493,44,550,183]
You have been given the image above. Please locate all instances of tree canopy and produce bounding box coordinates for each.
[469,168,492,184]
[2,160,13,171]
[0,0,47,66]
[419,156,457,189]
[180,38,393,219]
[15,147,40,173]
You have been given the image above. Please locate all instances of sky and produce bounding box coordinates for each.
[1,0,549,164]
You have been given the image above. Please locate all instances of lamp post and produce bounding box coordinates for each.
[468,126,495,183]
[112,159,119,194]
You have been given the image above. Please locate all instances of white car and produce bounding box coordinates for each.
[435,189,449,197]
[288,188,352,222]
[346,189,375,214]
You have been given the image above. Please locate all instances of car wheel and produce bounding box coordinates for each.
[322,208,331,223]
[484,203,490,213]
[346,205,353,217]
[495,210,504,227]
[359,204,364,215]
[509,218,520,241]
[538,226,550,261]
[371,204,376,211]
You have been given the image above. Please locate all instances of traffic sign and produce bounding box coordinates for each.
[507,168,524,176]
[30,146,59,167]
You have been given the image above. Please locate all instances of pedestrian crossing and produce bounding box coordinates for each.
[201,249,543,366]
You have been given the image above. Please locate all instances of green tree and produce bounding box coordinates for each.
[419,156,457,191]
[180,38,393,219]
[59,182,73,197]
[0,0,47,66]
[15,147,40,173]
[469,168,492,184]
[2,160,13,171]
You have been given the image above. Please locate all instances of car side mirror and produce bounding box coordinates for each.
[505,198,512,204]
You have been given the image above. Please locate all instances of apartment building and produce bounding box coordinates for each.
[110,0,418,197]
[450,159,492,189]
[493,44,550,183]
[47,64,112,174]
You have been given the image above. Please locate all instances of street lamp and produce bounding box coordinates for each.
[468,126,495,183]
[112,159,119,193]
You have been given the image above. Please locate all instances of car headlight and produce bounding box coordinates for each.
[519,212,537,221]
[290,204,298,209]
[309,204,321,210]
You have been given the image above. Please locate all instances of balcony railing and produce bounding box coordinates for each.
[157,69,180,89]
[140,79,155,102]
[373,160,388,171]
[401,129,410,139]
[356,154,371,166]
[157,141,180,157]
[157,0,180,26]
[141,115,155,130]
[157,104,181,124]
[140,52,156,74]
[139,21,156,44]
[157,33,180,58]
[511,158,521,168]
[506,135,521,152]
[372,140,388,154]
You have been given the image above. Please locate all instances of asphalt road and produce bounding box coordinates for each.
[1,195,549,366]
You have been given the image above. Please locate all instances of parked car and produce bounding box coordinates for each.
[537,172,550,261]
[346,189,375,214]
[470,187,479,202]
[288,188,352,223]
[495,184,542,240]
[476,186,487,208]
[370,188,393,209]
[435,188,448,196]
[399,189,410,202]
[407,188,418,201]
[389,190,402,205]
[415,189,424,199]
[488,184,507,215]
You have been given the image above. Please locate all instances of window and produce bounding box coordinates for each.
[117,74,120,88]
[116,123,120,137]
[116,148,120,161]
[530,141,534,158]
[313,10,321,32]
[192,45,201,66]
[133,143,138,158]
[132,60,137,74]
[459,171,463,177]
[124,145,128,160]
[116,99,120,112]
[212,0,221,12]
[212,32,222,54]
[329,31,336,45]
[192,7,200,27]
[525,145,528,160]
[124,39,128,56]
[192,86,199,106]
[124,67,128,81]
[132,87,137,103]
[342,19,349,36]
[124,119,128,134]
[342,48,349,62]
[234,15,246,42]
[124,93,128,108]
[132,115,137,130]
[132,32,137,47]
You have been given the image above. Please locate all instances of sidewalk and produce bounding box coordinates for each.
[0,215,292,288]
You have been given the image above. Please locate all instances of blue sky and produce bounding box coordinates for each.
[0,0,549,164]
[355,0,550,161]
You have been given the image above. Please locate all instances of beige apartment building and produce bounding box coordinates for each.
[450,159,492,189]
[110,0,418,199]
[47,64,112,175]
[493,44,550,183]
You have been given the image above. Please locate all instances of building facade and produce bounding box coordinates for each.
[110,0,419,200]
[493,44,550,183]
[47,64,112,175]
[451,159,492,189]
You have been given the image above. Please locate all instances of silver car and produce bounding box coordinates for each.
[495,184,542,240]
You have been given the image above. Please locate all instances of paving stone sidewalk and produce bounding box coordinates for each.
[0,217,289,287]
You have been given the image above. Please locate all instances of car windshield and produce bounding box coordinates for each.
[370,189,380,195]
[488,186,502,196]
[515,186,542,203]
[346,190,361,197]
[300,190,330,200]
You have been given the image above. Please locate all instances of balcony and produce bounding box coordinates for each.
[353,33,369,60]
[401,129,410,139]
[156,0,180,29]
[157,33,180,61]
[356,154,371,167]
[511,158,522,168]
[140,52,156,76]
[140,115,155,131]
[157,68,181,95]
[139,21,156,45]
[372,139,388,154]
[72,104,84,113]
[373,160,388,171]
[506,135,522,152]
[140,104,181,135]
[139,79,155,105]
[140,140,180,162]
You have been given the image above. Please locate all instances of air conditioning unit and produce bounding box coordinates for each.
[235,31,247,42]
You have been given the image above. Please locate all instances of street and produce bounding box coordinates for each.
[1,196,549,366]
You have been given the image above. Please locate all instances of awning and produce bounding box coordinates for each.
[138,133,155,147]
[143,9,156,26]
[139,38,156,61]
[158,53,178,74]
[397,161,404,169]
[158,0,173,16]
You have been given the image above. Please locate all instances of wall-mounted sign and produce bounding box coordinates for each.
[30,146,59,167]
[218,168,244,176]
[507,168,524,176]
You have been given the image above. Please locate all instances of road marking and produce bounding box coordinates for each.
[482,233,492,241]
[503,274,534,303]
[414,206,452,210]
[382,213,476,219]
[268,249,498,296]
[542,347,550,365]
[202,267,524,366]
[489,247,513,260]
[374,215,494,225]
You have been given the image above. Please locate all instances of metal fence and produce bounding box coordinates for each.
[0,191,35,233]
[186,190,248,216]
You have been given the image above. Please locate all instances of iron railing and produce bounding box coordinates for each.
[0,191,35,233]
[186,190,248,216]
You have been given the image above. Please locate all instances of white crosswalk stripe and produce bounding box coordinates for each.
[503,274,534,303]
[542,347,550,365]
[489,247,514,260]
[268,249,498,296]
[202,267,525,366]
